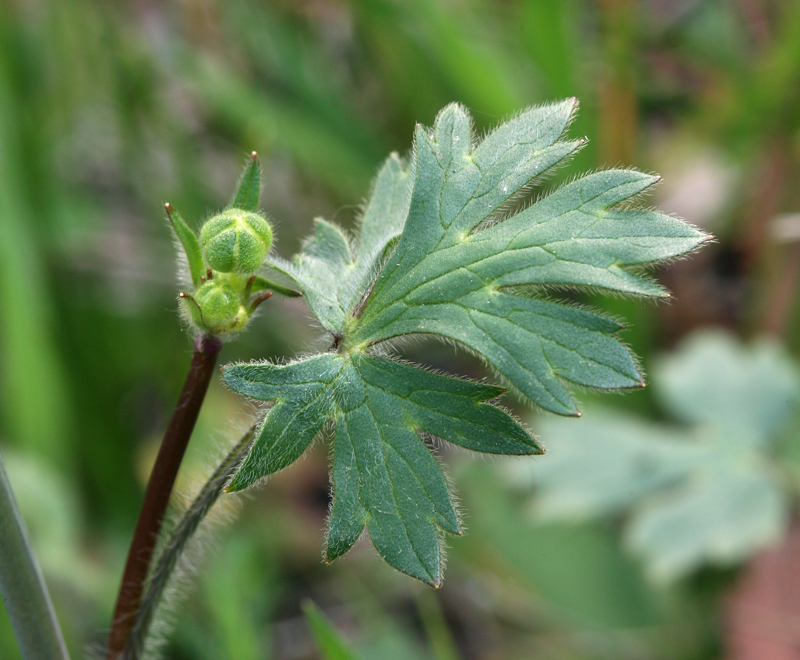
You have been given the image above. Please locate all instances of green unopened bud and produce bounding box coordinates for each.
[182,280,248,334]
[200,209,273,274]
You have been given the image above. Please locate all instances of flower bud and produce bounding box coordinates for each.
[183,280,248,334]
[200,209,273,274]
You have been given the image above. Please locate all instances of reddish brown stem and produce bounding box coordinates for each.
[106,334,222,659]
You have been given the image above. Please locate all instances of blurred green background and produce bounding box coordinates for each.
[2,0,800,658]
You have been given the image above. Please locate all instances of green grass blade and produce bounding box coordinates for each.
[0,455,70,660]
[302,601,362,660]
[416,591,460,660]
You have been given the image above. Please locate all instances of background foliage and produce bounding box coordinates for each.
[2,0,800,658]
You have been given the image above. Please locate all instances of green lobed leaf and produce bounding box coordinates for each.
[231,151,262,212]
[263,153,412,332]
[224,353,343,492]
[264,102,708,414]
[350,103,708,414]
[223,101,709,584]
[223,352,538,584]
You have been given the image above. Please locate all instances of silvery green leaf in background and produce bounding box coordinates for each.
[653,330,800,444]
[223,102,708,585]
[626,439,788,582]
[509,413,710,520]
[520,330,799,582]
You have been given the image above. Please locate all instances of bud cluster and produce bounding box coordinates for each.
[166,152,297,337]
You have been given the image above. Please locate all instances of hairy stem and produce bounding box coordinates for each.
[123,426,255,660]
[0,453,70,660]
[107,334,222,659]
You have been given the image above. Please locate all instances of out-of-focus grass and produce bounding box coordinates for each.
[1,1,799,659]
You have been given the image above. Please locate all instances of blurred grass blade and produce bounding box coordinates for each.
[350,0,522,117]
[0,53,71,465]
[231,152,262,212]
[416,591,460,660]
[519,0,577,97]
[302,601,362,660]
[0,454,70,660]
[166,204,204,288]
[189,57,378,198]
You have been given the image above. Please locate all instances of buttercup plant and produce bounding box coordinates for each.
[0,101,710,660]
[220,101,710,588]
[105,152,299,660]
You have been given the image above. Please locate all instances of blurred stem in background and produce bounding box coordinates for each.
[0,455,69,660]
[597,0,637,166]
[0,10,72,468]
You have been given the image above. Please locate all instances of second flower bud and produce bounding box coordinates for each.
[200,209,273,275]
